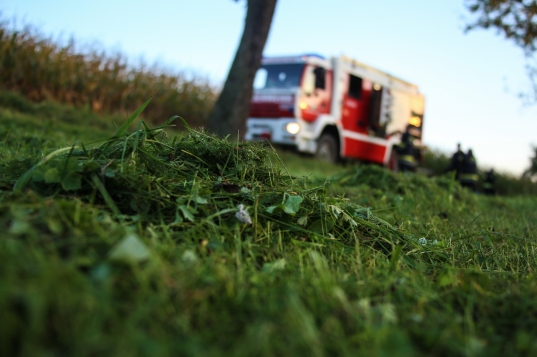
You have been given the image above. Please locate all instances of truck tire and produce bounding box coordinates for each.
[316,133,339,164]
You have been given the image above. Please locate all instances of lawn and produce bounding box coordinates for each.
[1,96,537,357]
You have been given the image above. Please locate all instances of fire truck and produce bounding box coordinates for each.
[244,54,425,169]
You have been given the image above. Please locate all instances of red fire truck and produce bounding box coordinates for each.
[244,54,425,168]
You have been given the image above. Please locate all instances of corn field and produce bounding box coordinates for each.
[0,18,216,127]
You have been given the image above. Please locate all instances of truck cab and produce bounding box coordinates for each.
[245,54,331,145]
[245,54,425,168]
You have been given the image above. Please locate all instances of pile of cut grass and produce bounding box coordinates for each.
[1,100,422,261]
[2,101,537,356]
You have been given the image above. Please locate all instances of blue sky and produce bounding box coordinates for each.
[3,0,537,175]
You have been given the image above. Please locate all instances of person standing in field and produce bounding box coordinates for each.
[396,125,417,172]
[482,169,496,195]
[458,149,478,191]
[444,143,465,179]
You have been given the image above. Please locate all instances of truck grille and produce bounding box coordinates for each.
[249,102,280,117]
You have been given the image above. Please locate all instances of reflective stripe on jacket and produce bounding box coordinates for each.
[458,173,478,183]
[399,154,416,166]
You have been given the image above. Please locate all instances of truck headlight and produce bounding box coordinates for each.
[286,122,300,134]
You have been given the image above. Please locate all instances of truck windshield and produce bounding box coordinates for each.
[254,64,305,89]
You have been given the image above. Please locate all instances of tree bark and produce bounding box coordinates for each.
[207,0,278,138]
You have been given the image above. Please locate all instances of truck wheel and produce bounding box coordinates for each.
[316,134,339,164]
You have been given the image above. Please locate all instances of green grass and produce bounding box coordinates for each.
[1,97,537,357]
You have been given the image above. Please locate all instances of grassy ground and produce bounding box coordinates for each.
[1,98,537,357]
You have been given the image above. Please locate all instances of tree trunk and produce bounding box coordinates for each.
[207,0,278,138]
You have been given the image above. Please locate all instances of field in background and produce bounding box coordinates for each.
[1,98,537,356]
[0,17,216,128]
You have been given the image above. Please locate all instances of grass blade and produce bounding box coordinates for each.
[112,97,152,139]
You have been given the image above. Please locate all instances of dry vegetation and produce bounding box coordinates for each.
[0,17,216,128]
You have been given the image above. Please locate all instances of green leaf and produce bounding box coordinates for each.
[109,234,150,263]
[192,185,208,204]
[283,195,303,215]
[171,210,183,225]
[262,258,287,273]
[104,168,115,178]
[266,204,283,214]
[90,263,111,282]
[61,172,82,191]
[62,157,82,173]
[46,218,63,234]
[207,241,226,252]
[179,205,197,222]
[195,195,208,204]
[82,161,101,172]
[297,216,309,226]
[9,219,31,235]
[44,168,61,183]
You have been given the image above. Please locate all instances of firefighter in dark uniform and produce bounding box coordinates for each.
[396,125,416,172]
[458,149,478,191]
[482,169,496,195]
[444,143,465,179]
